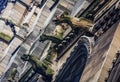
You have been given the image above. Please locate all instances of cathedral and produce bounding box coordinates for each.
[0,0,120,82]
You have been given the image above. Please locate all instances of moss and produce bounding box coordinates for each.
[46,66,54,75]
[21,54,54,80]
[63,11,69,15]
[0,32,12,42]
[61,15,71,21]
[41,61,54,75]
[40,34,62,43]
[53,33,63,40]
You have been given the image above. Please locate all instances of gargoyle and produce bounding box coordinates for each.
[53,12,94,32]
[39,24,69,43]
[20,54,54,81]
[7,68,18,82]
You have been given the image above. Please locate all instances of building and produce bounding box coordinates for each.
[54,0,120,82]
[0,0,120,82]
[0,0,77,81]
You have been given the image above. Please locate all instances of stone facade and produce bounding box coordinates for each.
[0,0,77,81]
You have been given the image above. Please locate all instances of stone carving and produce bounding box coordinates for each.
[20,12,94,82]
[39,23,69,44]
[53,12,94,31]
[0,17,17,35]
[39,11,94,43]
[20,54,54,82]
[7,68,18,82]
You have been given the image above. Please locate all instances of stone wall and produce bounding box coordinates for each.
[80,22,120,82]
